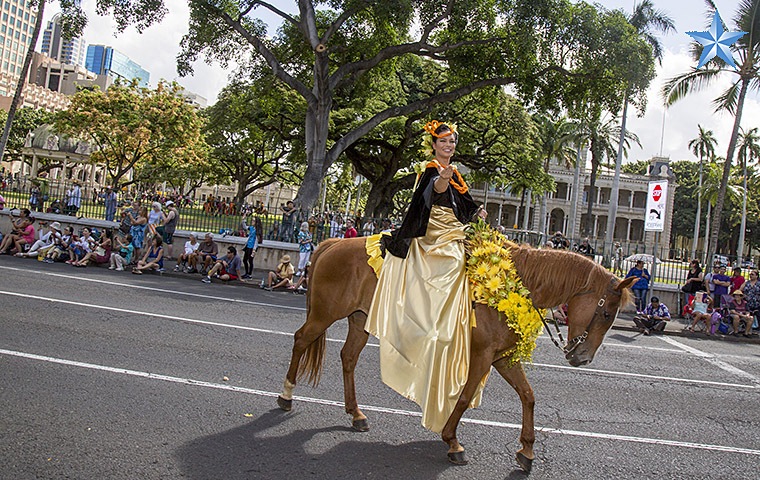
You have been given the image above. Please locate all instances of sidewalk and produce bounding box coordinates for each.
[612,311,760,344]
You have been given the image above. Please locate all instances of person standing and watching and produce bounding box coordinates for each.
[66,180,82,216]
[280,200,297,242]
[613,242,624,275]
[741,270,760,331]
[626,260,650,312]
[104,186,118,222]
[730,266,745,294]
[711,265,732,306]
[343,219,358,238]
[240,216,261,280]
[633,296,670,335]
[162,200,179,259]
[550,231,570,249]
[296,221,312,277]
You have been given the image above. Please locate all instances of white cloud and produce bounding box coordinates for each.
[626,48,759,164]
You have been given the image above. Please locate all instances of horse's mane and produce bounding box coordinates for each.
[508,242,630,307]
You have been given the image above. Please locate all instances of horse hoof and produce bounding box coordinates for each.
[516,452,533,473]
[277,396,292,411]
[447,450,468,465]
[352,418,370,432]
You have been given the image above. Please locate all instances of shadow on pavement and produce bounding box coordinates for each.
[176,409,451,479]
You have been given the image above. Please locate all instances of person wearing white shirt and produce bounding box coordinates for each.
[175,233,200,272]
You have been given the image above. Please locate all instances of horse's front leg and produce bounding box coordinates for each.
[341,312,370,431]
[493,358,535,473]
[440,350,494,465]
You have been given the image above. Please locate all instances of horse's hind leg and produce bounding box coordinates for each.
[277,317,330,411]
[493,359,535,473]
[341,312,371,431]
[440,350,494,465]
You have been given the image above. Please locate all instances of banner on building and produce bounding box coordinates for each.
[644,180,668,232]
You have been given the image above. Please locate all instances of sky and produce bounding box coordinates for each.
[39,0,757,165]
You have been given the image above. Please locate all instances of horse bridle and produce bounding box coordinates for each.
[537,281,620,356]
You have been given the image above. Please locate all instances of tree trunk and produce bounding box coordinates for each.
[0,0,45,163]
[738,157,748,262]
[709,79,748,261]
[537,158,550,240]
[569,144,582,239]
[605,93,629,253]
[691,155,703,260]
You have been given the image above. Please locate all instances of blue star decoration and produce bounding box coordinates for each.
[687,10,747,69]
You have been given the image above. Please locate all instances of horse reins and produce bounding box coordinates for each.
[535,283,619,356]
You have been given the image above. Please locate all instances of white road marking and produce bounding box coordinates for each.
[531,362,757,390]
[1,347,758,456]
[657,336,760,384]
[0,265,306,311]
[1,289,757,392]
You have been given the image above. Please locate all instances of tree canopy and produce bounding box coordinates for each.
[54,81,207,188]
[175,0,655,213]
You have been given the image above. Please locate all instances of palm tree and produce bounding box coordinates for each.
[583,106,641,237]
[534,114,577,241]
[737,127,760,262]
[605,0,675,251]
[687,125,718,260]
[699,157,743,258]
[662,0,760,260]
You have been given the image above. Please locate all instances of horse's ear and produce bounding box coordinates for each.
[616,276,638,291]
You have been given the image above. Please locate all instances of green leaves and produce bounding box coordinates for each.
[55,81,207,188]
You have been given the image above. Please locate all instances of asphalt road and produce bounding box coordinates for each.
[1,256,759,480]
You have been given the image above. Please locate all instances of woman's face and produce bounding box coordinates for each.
[82,228,90,236]
[432,135,457,161]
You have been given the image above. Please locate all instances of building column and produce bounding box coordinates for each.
[30,153,39,177]
[592,215,598,239]
[626,218,632,242]
[497,201,503,227]
[629,193,634,209]
[61,158,68,180]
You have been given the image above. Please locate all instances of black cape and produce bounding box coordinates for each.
[385,166,479,258]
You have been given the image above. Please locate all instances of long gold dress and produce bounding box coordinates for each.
[365,205,484,433]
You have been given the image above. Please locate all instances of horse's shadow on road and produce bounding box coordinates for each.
[176,408,458,480]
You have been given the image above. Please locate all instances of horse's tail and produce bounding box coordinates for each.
[297,330,326,387]
[295,238,341,387]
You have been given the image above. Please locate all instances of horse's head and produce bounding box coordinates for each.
[564,276,637,367]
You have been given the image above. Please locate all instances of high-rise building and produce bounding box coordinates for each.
[0,0,37,82]
[85,45,149,87]
[40,13,86,67]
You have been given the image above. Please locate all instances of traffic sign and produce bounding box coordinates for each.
[644,180,667,232]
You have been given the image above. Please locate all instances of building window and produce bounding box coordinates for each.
[2,13,7,21]
[20,33,24,43]
[10,5,14,13]
[3,2,8,10]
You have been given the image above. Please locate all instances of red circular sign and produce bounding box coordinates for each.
[652,184,662,201]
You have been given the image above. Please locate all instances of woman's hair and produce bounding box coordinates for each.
[432,123,457,142]
[125,234,133,243]
[154,236,163,246]
[139,206,148,217]
[152,201,162,210]
[301,221,309,230]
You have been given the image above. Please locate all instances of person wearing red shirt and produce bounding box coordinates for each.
[344,219,358,238]
[730,266,745,293]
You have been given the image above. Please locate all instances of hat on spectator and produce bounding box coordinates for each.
[50,221,61,230]
[651,296,659,303]
[733,290,744,296]
[280,255,291,263]
[166,200,174,206]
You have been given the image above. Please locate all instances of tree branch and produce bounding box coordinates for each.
[240,1,299,27]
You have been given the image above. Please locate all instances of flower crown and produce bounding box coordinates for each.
[419,120,458,157]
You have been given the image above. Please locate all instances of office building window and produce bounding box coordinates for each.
[2,13,7,21]
[10,5,14,13]
[3,2,8,10]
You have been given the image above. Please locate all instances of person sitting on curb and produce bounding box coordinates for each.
[109,234,134,271]
[287,261,310,294]
[175,233,199,272]
[728,290,754,337]
[263,254,294,291]
[188,233,218,274]
[132,236,164,274]
[202,246,242,284]
[632,296,670,335]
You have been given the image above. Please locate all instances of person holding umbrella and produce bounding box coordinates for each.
[626,259,650,312]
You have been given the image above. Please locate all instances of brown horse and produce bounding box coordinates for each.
[278,237,636,472]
